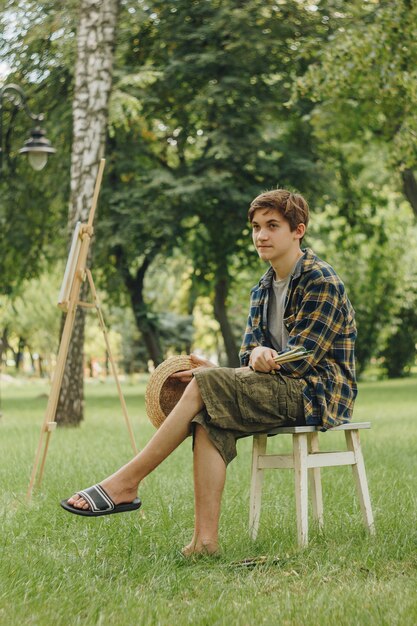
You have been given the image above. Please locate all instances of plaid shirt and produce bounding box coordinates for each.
[239,248,358,430]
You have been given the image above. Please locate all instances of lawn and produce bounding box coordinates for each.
[0,375,416,625]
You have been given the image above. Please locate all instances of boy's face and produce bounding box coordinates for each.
[251,208,304,266]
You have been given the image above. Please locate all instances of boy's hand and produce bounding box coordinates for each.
[169,353,217,383]
[249,346,281,373]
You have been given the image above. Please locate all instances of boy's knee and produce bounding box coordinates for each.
[182,377,205,414]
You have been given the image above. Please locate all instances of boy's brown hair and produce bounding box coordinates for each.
[248,189,310,235]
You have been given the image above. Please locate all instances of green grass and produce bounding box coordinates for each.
[1,376,416,625]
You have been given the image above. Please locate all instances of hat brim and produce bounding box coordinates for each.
[145,355,196,428]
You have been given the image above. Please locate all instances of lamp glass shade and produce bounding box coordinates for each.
[28,151,48,171]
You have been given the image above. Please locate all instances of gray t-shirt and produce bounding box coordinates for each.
[268,256,304,352]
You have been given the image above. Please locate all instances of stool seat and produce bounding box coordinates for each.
[249,422,375,547]
[264,421,371,435]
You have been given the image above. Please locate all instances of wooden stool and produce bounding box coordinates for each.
[249,422,375,547]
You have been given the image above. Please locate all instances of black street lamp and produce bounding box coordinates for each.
[0,83,56,173]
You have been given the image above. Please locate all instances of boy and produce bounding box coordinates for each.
[61,189,357,556]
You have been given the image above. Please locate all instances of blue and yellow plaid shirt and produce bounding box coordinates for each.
[239,248,358,430]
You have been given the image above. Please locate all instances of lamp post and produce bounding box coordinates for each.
[0,83,56,173]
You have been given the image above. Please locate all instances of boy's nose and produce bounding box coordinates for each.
[258,229,269,240]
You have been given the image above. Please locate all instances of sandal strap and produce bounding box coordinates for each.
[78,484,115,512]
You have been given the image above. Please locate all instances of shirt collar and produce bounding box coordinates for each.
[258,248,316,289]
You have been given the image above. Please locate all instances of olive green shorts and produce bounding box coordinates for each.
[192,367,306,466]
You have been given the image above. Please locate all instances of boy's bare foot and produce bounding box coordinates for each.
[67,475,138,511]
[181,540,220,557]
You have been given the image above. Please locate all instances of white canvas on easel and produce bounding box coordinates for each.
[58,221,82,310]
[27,159,138,500]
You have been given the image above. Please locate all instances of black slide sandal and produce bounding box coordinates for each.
[60,484,141,517]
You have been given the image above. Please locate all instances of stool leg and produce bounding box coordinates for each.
[249,434,267,540]
[308,432,324,530]
[345,430,375,534]
[293,433,309,547]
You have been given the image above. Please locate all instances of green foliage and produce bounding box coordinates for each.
[95,0,336,362]
[0,0,75,295]
[104,0,329,269]
[298,0,417,171]
[308,193,417,374]
[379,266,417,377]
[0,171,67,295]
[0,266,62,365]
[2,0,416,372]
[381,306,417,378]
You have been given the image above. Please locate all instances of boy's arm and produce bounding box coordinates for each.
[239,311,260,366]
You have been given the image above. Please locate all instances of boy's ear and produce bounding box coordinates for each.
[294,223,306,240]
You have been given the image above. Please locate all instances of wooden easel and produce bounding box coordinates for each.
[27,158,138,501]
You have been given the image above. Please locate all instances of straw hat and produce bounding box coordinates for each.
[145,355,196,428]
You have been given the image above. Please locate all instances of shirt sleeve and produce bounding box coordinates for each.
[239,309,261,366]
[280,278,345,377]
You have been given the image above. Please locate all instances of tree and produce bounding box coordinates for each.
[0,0,75,295]
[298,0,417,217]
[5,0,414,382]
[379,251,417,377]
[56,0,119,425]
[307,193,416,374]
[0,269,62,376]
[381,305,417,378]
[96,0,331,366]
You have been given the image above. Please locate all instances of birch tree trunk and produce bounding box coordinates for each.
[56,0,119,426]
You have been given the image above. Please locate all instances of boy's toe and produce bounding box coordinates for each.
[68,494,90,510]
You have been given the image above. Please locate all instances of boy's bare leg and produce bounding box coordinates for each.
[182,424,226,556]
[67,378,204,510]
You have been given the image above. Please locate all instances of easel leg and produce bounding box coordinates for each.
[27,430,49,500]
[37,431,52,487]
[27,307,78,500]
[86,270,138,455]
